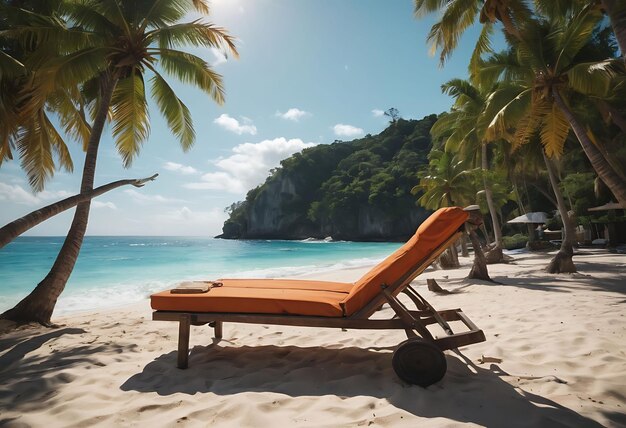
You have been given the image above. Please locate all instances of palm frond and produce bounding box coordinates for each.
[63,2,119,35]
[469,23,494,80]
[149,71,195,150]
[512,98,548,148]
[25,47,107,116]
[151,21,238,57]
[414,0,448,17]
[484,85,530,141]
[47,88,92,148]
[140,0,209,30]
[42,111,73,173]
[156,48,225,104]
[552,3,602,72]
[430,111,460,141]
[426,0,480,65]
[111,71,150,167]
[540,102,570,158]
[566,60,617,97]
[0,51,25,78]
[16,110,55,191]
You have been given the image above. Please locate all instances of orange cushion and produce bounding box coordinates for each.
[215,278,353,293]
[150,287,346,317]
[340,207,468,316]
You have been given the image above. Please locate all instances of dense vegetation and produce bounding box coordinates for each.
[220,117,437,240]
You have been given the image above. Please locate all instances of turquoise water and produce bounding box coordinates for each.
[0,237,401,314]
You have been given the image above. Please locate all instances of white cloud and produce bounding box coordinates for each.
[333,123,364,137]
[85,206,228,236]
[150,206,228,236]
[276,108,311,122]
[123,189,186,204]
[0,183,72,205]
[210,47,228,66]
[214,114,257,135]
[372,109,385,117]
[92,201,117,210]
[185,137,316,194]
[163,161,198,175]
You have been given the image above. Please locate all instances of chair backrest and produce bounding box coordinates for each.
[340,207,468,316]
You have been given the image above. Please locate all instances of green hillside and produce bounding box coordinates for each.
[219,116,438,241]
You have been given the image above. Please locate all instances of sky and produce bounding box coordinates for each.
[0,0,492,237]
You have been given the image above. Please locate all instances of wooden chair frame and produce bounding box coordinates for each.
[153,227,486,369]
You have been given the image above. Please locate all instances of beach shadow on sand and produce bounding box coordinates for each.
[122,343,607,427]
[0,327,135,413]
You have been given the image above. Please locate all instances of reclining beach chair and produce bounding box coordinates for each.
[151,207,486,387]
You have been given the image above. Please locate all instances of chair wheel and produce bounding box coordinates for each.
[392,338,447,387]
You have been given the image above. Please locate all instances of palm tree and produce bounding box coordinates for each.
[480,5,626,208]
[1,0,237,325]
[1,0,81,191]
[413,150,476,267]
[415,1,626,208]
[414,0,626,67]
[1,1,164,246]
[431,79,507,263]
[414,0,531,64]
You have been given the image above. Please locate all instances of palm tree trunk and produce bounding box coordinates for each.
[446,195,460,267]
[1,75,117,325]
[0,174,157,249]
[481,142,504,263]
[553,90,626,209]
[466,228,492,281]
[543,152,576,274]
[601,0,626,65]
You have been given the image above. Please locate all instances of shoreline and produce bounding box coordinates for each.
[1,249,625,427]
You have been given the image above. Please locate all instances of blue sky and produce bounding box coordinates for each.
[0,0,490,236]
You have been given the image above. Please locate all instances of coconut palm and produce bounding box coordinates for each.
[0,0,81,191]
[431,79,507,262]
[414,0,626,68]
[413,0,532,69]
[1,0,237,325]
[476,7,626,271]
[413,150,476,267]
[480,4,626,210]
[1,1,167,246]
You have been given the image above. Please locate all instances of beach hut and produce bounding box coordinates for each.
[587,202,625,245]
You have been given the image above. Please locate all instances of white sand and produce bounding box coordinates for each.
[1,249,625,427]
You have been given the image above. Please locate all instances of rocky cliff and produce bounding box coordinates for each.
[218,116,437,241]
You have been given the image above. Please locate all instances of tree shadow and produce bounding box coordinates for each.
[122,344,604,427]
[0,330,136,413]
[0,327,86,368]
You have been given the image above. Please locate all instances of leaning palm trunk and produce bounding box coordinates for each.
[0,174,157,249]
[602,0,626,65]
[466,229,491,281]
[553,90,626,209]
[543,152,576,274]
[1,76,117,325]
[481,142,503,263]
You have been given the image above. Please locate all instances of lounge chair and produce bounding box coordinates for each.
[151,207,486,386]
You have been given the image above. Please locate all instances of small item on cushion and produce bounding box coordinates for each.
[170,281,223,294]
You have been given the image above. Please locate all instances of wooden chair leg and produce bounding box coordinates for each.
[177,314,191,369]
[214,321,223,339]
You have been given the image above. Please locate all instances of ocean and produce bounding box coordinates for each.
[0,236,401,314]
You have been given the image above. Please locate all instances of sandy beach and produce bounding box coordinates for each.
[1,249,625,427]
